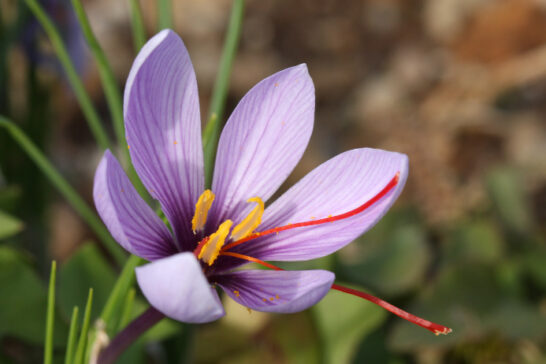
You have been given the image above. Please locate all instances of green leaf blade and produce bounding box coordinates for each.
[44,261,56,364]
[203,0,245,187]
[65,306,79,364]
[129,0,147,51]
[74,289,94,364]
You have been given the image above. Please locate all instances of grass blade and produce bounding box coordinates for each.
[158,0,172,30]
[73,289,93,364]
[23,0,111,150]
[101,254,143,332]
[129,0,147,51]
[70,0,126,157]
[0,116,125,265]
[203,0,245,186]
[118,288,136,331]
[65,306,79,364]
[70,0,150,201]
[44,261,56,364]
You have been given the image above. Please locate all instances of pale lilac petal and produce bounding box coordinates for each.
[234,148,408,261]
[136,252,225,323]
[214,269,334,313]
[124,29,203,251]
[93,150,176,260]
[209,65,314,229]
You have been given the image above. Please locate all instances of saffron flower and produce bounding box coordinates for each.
[94,30,450,335]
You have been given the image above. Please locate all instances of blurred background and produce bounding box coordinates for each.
[1,0,546,363]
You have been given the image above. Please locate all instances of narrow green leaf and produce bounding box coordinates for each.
[23,0,111,150]
[118,288,136,331]
[70,0,125,156]
[65,306,79,364]
[203,0,245,187]
[157,0,172,30]
[70,0,150,202]
[0,117,125,265]
[129,0,147,51]
[101,254,143,332]
[201,112,218,158]
[0,209,23,239]
[44,261,56,364]
[74,289,93,364]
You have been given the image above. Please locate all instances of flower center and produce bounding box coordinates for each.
[191,173,451,335]
[192,191,265,265]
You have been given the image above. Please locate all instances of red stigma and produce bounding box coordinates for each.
[219,251,452,335]
[193,237,209,258]
[222,172,400,252]
[330,284,452,335]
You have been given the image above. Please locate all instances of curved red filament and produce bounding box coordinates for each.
[220,251,282,271]
[222,172,400,252]
[330,284,452,335]
[221,251,452,335]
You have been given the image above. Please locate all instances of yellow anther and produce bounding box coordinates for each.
[230,197,264,241]
[198,220,232,265]
[191,190,215,233]
[234,290,240,297]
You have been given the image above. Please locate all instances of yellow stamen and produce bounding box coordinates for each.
[230,197,264,241]
[191,190,215,233]
[198,220,232,265]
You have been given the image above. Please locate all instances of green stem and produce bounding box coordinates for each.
[71,0,126,156]
[74,289,93,364]
[100,254,143,329]
[44,261,56,364]
[65,306,80,364]
[157,0,172,30]
[129,0,147,51]
[23,0,111,150]
[0,117,125,265]
[118,288,136,330]
[203,0,244,187]
[70,0,150,201]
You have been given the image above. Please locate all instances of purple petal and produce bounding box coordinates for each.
[124,30,203,251]
[136,252,225,323]
[209,65,314,229]
[93,150,177,260]
[235,148,408,261]
[214,269,334,313]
